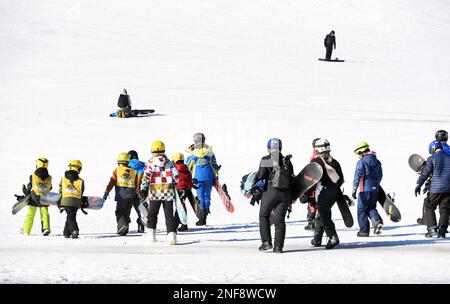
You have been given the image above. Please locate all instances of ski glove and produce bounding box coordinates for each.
[192,178,200,190]
[414,185,421,197]
[250,188,262,206]
[351,189,357,200]
[102,192,109,200]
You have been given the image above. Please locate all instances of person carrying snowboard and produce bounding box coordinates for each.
[140,140,179,244]
[303,138,320,231]
[415,140,450,238]
[254,138,294,253]
[186,132,220,226]
[20,157,52,236]
[308,139,344,249]
[172,152,198,232]
[352,141,383,237]
[116,88,132,118]
[324,30,336,60]
[103,152,140,236]
[59,160,85,239]
[128,150,146,233]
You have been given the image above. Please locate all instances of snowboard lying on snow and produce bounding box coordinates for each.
[110,109,155,117]
[318,58,345,62]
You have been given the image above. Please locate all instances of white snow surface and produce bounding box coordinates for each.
[1,0,450,284]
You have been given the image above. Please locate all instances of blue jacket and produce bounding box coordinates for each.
[186,146,219,182]
[128,159,145,175]
[417,150,450,193]
[352,152,383,192]
[443,142,450,156]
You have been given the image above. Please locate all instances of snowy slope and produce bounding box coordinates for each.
[1,0,450,283]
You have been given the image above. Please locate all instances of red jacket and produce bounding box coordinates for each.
[174,163,193,190]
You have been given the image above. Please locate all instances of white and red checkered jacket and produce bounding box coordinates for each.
[141,155,179,201]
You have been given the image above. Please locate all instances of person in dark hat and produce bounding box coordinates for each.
[324,31,336,60]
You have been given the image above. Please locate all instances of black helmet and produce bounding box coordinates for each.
[128,150,138,160]
[331,30,335,34]
[435,130,448,142]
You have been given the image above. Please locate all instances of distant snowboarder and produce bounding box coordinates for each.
[116,88,132,118]
[324,30,336,60]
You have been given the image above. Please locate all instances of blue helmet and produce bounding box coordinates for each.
[267,138,282,151]
[429,140,442,155]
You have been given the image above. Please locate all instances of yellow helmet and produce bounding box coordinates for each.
[354,141,370,154]
[117,152,130,165]
[151,140,165,156]
[35,157,49,169]
[171,152,185,163]
[68,159,83,173]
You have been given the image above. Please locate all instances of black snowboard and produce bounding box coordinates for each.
[336,191,354,228]
[109,109,155,117]
[291,162,323,199]
[377,186,401,222]
[408,154,426,173]
[318,58,345,62]
[12,194,31,215]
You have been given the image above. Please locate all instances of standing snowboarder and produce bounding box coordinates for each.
[140,140,179,244]
[59,160,85,239]
[116,88,132,118]
[186,132,220,226]
[309,139,344,249]
[128,150,146,233]
[324,30,336,60]
[20,157,52,236]
[254,138,294,253]
[352,141,383,237]
[415,140,450,238]
[103,152,140,236]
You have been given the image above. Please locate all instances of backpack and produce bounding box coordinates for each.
[240,171,257,197]
[269,154,293,190]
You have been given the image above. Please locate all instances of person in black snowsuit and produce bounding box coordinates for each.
[324,31,336,60]
[253,138,294,254]
[117,88,132,118]
[309,138,344,249]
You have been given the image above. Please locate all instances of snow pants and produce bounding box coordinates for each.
[357,191,382,234]
[22,206,50,235]
[63,206,79,237]
[425,193,450,231]
[147,200,177,233]
[116,199,133,229]
[195,180,214,213]
[259,186,291,249]
[325,46,333,60]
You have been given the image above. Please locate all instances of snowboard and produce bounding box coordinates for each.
[291,162,324,199]
[109,109,155,118]
[377,186,401,222]
[318,58,345,62]
[213,180,235,213]
[39,192,105,210]
[193,196,202,219]
[408,154,426,173]
[12,194,31,215]
[138,201,149,226]
[336,191,354,228]
[174,190,188,225]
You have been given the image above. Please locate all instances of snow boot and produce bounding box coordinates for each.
[196,211,207,226]
[311,224,324,247]
[71,230,79,239]
[117,225,128,236]
[438,227,446,238]
[42,229,51,236]
[137,219,145,233]
[357,231,369,237]
[273,246,283,254]
[425,228,439,238]
[373,222,383,235]
[147,228,157,242]
[258,241,273,252]
[325,235,340,249]
[178,224,188,232]
[304,218,315,231]
[168,232,177,245]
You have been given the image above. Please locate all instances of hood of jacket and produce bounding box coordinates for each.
[64,170,79,181]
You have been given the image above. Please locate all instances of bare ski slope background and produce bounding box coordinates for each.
[1,0,450,283]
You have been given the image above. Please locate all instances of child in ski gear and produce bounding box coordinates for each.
[128,150,146,233]
[172,152,197,231]
[352,141,383,237]
[116,88,132,118]
[254,138,294,253]
[186,132,220,226]
[324,30,336,60]
[103,152,140,236]
[309,139,344,249]
[415,140,450,238]
[59,160,85,239]
[141,140,179,244]
[20,157,52,236]
[304,138,321,231]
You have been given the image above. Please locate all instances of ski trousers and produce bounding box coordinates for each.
[259,186,291,248]
[22,206,50,234]
[357,191,382,234]
[314,199,337,238]
[425,193,450,230]
[325,46,333,60]
[116,199,133,228]
[147,200,177,233]
[63,206,79,237]
[195,180,214,213]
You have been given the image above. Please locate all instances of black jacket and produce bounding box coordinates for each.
[117,94,131,108]
[255,152,294,188]
[324,34,336,48]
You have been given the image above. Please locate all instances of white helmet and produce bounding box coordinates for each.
[314,138,331,153]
